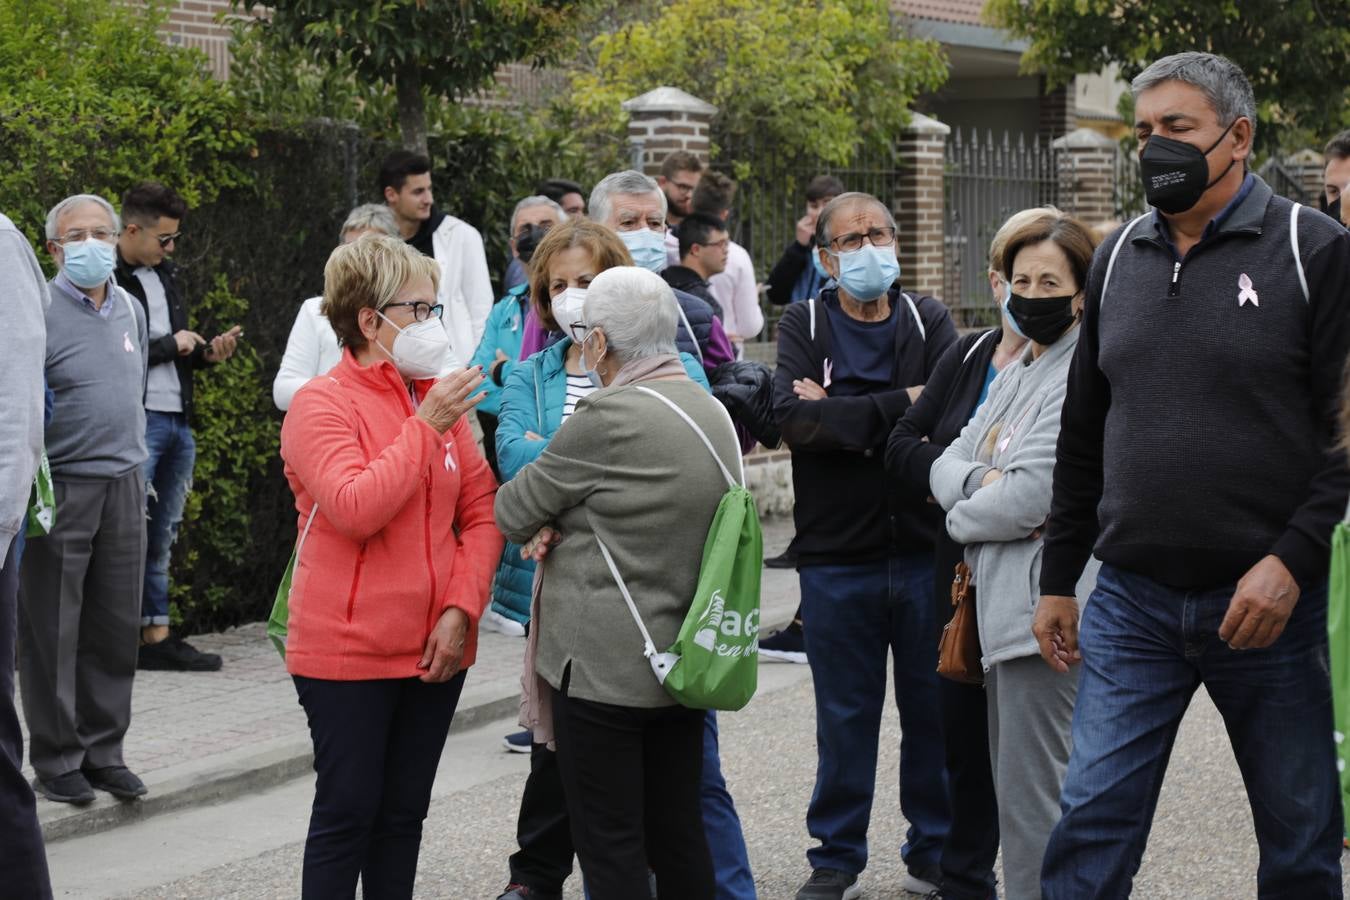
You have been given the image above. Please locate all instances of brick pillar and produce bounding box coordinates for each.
[895,112,950,301]
[1038,77,1077,140]
[621,87,718,175]
[1053,127,1119,224]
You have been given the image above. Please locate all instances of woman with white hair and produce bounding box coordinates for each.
[272,204,401,410]
[495,265,742,900]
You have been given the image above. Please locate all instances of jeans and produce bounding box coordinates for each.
[1041,564,1342,900]
[294,672,466,900]
[703,712,757,899]
[141,411,195,626]
[799,554,951,875]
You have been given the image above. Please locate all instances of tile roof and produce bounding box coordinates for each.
[894,0,987,26]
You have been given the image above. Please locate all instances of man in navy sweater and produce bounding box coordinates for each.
[1035,52,1350,898]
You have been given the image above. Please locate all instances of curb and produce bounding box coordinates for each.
[39,692,522,844]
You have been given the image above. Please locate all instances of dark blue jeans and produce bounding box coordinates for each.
[799,554,951,875]
[1042,564,1342,900]
[141,411,195,626]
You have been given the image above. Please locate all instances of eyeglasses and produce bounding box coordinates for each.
[381,301,444,322]
[152,231,181,248]
[829,226,896,254]
[567,320,589,343]
[55,228,118,245]
[669,181,698,195]
[700,238,730,251]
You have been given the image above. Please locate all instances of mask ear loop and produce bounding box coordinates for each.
[1201,118,1241,190]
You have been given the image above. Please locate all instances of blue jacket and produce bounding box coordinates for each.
[467,284,530,417]
[489,340,710,622]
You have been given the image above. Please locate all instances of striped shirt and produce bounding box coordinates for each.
[562,374,597,421]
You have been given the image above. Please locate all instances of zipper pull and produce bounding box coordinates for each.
[1169,260,1181,297]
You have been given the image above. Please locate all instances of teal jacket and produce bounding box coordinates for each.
[467,284,530,417]
[489,339,710,623]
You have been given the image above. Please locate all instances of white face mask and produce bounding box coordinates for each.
[375,311,449,379]
[551,286,589,342]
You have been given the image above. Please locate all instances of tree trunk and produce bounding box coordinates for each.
[395,63,428,157]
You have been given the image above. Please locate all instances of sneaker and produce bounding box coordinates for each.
[764,548,798,569]
[32,770,96,805]
[82,765,147,800]
[759,620,807,663]
[137,635,222,672]
[900,864,941,895]
[502,730,533,753]
[481,608,527,637]
[796,868,861,900]
[496,885,562,900]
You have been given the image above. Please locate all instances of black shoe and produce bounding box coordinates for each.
[496,885,562,900]
[138,635,223,672]
[764,548,798,569]
[82,765,147,799]
[32,770,96,805]
[759,620,808,664]
[796,868,861,900]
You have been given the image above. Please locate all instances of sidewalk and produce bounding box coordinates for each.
[21,518,800,843]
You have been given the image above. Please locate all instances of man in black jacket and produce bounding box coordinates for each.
[661,211,728,315]
[775,192,956,900]
[114,183,238,672]
[766,174,844,306]
[1035,53,1350,898]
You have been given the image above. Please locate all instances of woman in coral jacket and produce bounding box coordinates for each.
[279,233,503,900]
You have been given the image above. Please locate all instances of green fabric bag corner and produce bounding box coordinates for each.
[25,450,55,538]
[661,484,764,711]
[1329,520,1350,834]
[268,506,318,660]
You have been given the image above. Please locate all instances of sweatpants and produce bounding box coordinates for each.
[986,655,1078,900]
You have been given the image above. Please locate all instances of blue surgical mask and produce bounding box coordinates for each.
[833,244,899,302]
[1001,281,1027,339]
[62,238,117,290]
[811,248,832,283]
[579,327,606,389]
[618,228,669,273]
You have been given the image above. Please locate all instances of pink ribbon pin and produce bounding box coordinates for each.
[123,332,134,352]
[1237,273,1258,307]
[822,358,833,389]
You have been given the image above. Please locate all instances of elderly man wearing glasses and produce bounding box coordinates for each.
[772,192,958,900]
[19,193,150,806]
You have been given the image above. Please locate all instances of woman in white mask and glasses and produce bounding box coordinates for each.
[278,233,504,900]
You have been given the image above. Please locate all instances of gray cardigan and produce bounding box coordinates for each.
[494,378,741,708]
[930,325,1099,668]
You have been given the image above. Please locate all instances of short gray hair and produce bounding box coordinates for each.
[45,194,120,241]
[510,195,565,235]
[340,203,399,241]
[582,266,679,363]
[588,170,667,229]
[814,191,896,250]
[1131,52,1257,139]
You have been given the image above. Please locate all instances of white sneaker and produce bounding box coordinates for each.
[899,870,939,895]
[480,609,526,637]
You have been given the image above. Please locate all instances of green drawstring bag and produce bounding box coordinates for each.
[268,506,317,659]
[1329,516,1350,835]
[25,450,55,538]
[595,386,763,711]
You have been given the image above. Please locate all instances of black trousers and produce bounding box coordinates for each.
[551,683,713,900]
[294,672,466,900]
[0,533,53,899]
[933,543,999,900]
[509,742,575,891]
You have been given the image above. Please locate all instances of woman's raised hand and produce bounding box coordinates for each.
[417,366,487,433]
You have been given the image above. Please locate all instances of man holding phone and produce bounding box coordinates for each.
[115,182,239,672]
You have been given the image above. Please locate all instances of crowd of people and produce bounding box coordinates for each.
[2,49,1350,900]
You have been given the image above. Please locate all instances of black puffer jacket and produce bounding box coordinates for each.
[710,360,780,450]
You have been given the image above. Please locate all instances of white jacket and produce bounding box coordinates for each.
[273,296,342,411]
[431,214,494,370]
[709,239,763,341]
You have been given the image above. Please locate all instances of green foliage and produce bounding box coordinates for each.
[169,276,279,625]
[233,0,595,152]
[984,0,1350,149]
[0,0,254,246]
[567,0,948,165]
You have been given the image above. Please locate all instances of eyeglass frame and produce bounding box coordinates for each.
[827,226,897,254]
[54,228,119,245]
[380,300,445,322]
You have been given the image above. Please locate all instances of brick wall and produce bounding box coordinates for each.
[1038,79,1077,141]
[158,0,237,79]
[1053,128,1119,226]
[895,113,950,300]
[623,87,718,175]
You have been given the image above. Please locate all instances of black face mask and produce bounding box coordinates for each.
[1007,292,1078,345]
[515,224,550,264]
[1138,119,1238,215]
[1329,196,1345,229]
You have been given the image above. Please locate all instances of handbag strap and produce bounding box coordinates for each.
[632,385,742,489]
[296,504,318,561]
[595,534,659,661]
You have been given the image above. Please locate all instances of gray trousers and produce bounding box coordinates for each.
[18,471,145,779]
[986,655,1078,900]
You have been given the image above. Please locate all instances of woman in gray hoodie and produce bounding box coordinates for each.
[929,211,1099,900]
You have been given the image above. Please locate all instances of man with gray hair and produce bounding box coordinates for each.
[20,193,150,805]
[1036,52,1350,897]
[0,210,54,896]
[502,195,565,292]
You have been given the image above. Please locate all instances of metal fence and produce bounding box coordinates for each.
[1261,159,1311,205]
[942,129,1065,326]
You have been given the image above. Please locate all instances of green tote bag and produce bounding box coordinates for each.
[1330,516,1350,835]
[268,505,318,659]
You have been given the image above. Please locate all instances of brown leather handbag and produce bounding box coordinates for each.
[937,561,984,685]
